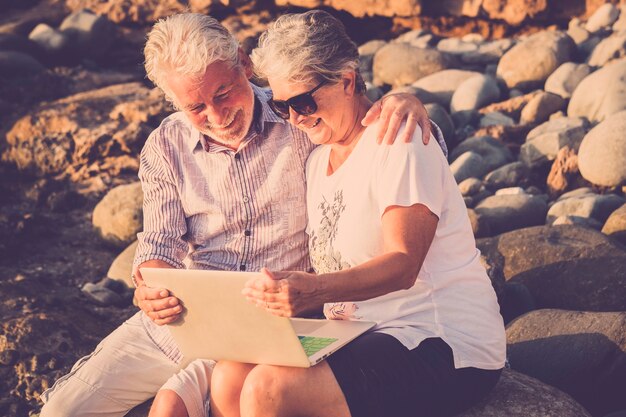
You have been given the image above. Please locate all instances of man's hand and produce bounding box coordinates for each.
[362,92,431,145]
[133,260,182,325]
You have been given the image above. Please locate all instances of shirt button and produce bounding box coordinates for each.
[240,264,246,271]
[234,153,241,160]
[243,196,249,203]
[244,230,251,236]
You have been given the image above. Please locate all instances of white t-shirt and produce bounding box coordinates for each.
[305,122,506,370]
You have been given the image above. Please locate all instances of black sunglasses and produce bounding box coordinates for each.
[269,80,327,119]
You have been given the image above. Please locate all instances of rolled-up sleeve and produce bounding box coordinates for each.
[134,131,188,268]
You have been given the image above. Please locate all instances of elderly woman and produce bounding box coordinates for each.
[203,9,506,417]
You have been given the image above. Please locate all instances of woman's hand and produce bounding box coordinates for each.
[242,268,321,317]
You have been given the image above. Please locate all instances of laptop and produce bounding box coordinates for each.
[141,267,376,368]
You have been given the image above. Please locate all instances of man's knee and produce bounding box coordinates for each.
[240,365,291,414]
[211,361,250,401]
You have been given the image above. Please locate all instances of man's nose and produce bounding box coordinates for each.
[204,105,228,126]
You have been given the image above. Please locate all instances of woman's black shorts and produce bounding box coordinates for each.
[326,333,502,417]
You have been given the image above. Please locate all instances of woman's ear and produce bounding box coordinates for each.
[342,70,357,96]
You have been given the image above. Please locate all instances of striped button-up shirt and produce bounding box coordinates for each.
[135,83,315,274]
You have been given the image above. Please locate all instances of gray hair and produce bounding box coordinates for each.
[251,10,365,93]
[144,13,240,102]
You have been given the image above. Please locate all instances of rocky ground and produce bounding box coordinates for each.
[1,1,626,416]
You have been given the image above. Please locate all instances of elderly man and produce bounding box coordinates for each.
[40,12,443,417]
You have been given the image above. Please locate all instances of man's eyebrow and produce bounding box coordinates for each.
[184,103,203,110]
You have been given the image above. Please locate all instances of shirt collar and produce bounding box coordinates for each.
[186,82,284,153]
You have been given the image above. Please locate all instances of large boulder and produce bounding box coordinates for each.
[496,31,576,90]
[474,194,548,236]
[458,368,591,417]
[373,43,454,88]
[506,309,626,416]
[92,182,143,247]
[568,57,626,122]
[477,225,626,311]
[3,82,168,181]
[577,110,626,187]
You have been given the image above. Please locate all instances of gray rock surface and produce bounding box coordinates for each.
[480,111,515,127]
[451,135,513,173]
[450,74,500,113]
[474,194,548,236]
[412,69,481,107]
[59,9,116,58]
[0,50,44,78]
[477,225,626,311]
[520,117,588,168]
[424,103,454,141]
[506,309,626,416]
[544,62,591,99]
[568,57,626,122]
[547,193,626,224]
[578,110,626,187]
[450,151,487,183]
[373,43,453,88]
[496,31,576,90]
[458,368,592,417]
[461,38,515,65]
[92,182,143,247]
[484,162,530,191]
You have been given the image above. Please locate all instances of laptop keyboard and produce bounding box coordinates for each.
[298,336,338,357]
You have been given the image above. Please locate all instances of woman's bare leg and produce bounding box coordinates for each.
[210,361,256,417]
[239,361,351,417]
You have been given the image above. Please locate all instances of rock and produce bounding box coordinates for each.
[3,82,167,178]
[520,91,566,124]
[458,368,591,417]
[437,37,479,55]
[546,146,580,198]
[275,0,422,18]
[412,69,481,107]
[481,0,549,26]
[479,90,541,121]
[497,31,576,90]
[500,282,535,324]
[92,182,143,247]
[544,62,592,99]
[585,3,620,33]
[480,112,515,127]
[578,110,626,187]
[106,240,138,289]
[547,193,626,224]
[552,215,602,229]
[81,282,123,306]
[484,162,530,191]
[424,103,454,141]
[520,117,588,168]
[459,178,483,196]
[0,51,44,78]
[587,30,626,67]
[0,33,44,60]
[495,187,526,196]
[365,83,384,102]
[474,194,548,236]
[557,186,595,200]
[387,86,440,105]
[373,44,453,88]
[358,39,386,73]
[477,225,626,311]
[450,75,501,113]
[28,23,70,57]
[461,38,515,65]
[568,57,626,122]
[614,5,626,31]
[602,203,626,244]
[59,9,116,59]
[567,19,591,45]
[468,208,491,237]
[394,29,434,49]
[450,151,487,183]
[451,135,514,173]
[506,309,626,416]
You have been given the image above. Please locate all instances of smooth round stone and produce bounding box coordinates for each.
[547,193,626,224]
[520,92,567,124]
[480,111,515,127]
[495,187,526,196]
[578,110,626,186]
[450,74,501,113]
[474,194,548,236]
[497,31,576,90]
[0,50,44,78]
[450,151,487,183]
[373,43,453,88]
[451,135,514,173]
[585,3,620,32]
[506,309,626,416]
[107,240,138,289]
[92,182,143,247]
[29,23,70,54]
[458,177,483,196]
[544,62,591,99]
[437,37,479,54]
[587,31,626,67]
[412,69,481,107]
[568,57,626,123]
[484,162,530,191]
[602,203,626,244]
[552,215,603,230]
[59,9,116,58]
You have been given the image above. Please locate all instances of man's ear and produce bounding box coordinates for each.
[238,48,254,79]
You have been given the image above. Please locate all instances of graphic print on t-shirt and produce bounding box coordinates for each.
[309,190,361,320]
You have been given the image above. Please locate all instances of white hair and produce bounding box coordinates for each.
[144,13,240,102]
[251,10,365,93]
